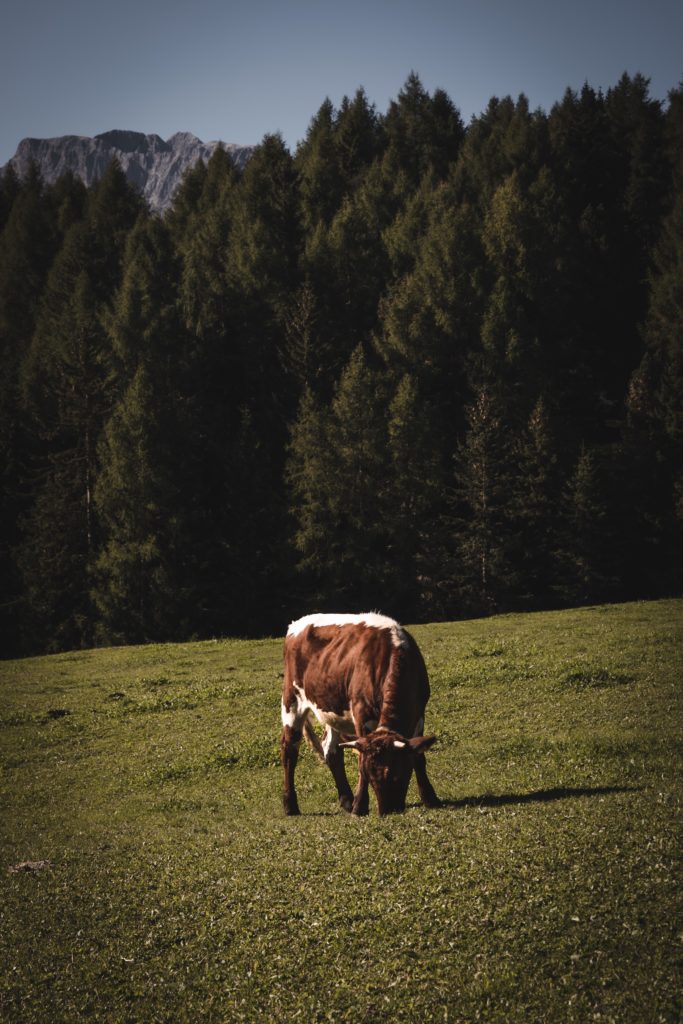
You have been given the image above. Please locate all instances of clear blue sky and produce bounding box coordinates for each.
[1,0,681,166]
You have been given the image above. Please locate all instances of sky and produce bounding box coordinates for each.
[1,0,681,166]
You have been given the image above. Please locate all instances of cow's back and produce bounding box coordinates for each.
[283,613,428,735]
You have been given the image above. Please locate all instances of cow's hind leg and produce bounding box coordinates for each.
[414,753,441,809]
[322,728,354,812]
[280,723,303,815]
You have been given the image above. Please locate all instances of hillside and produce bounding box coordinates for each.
[1,600,681,1022]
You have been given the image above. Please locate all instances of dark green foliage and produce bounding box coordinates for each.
[287,347,392,609]
[2,72,682,655]
[383,72,465,188]
[509,398,562,608]
[15,164,143,652]
[557,446,617,605]
[451,386,516,615]
[92,216,189,643]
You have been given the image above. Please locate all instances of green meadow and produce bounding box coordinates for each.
[1,600,681,1023]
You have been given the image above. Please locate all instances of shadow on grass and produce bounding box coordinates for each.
[437,784,640,810]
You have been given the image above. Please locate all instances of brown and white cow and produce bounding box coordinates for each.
[280,613,440,816]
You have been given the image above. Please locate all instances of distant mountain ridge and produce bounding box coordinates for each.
[5,130,254,211]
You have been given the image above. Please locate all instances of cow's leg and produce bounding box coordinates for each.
[351,761,370,816]
[349,702,374,816]
[322,728,354,812]
[414,753,441,809]
[280,723,303,816]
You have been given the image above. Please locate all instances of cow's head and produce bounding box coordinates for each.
[340,730,437,815]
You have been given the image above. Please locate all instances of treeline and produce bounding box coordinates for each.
[1,72,682,656]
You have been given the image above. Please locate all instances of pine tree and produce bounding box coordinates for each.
[287,347,391,610]
[628,103,683,594]
[509,397,561,607]
[0,163,21,234]
[0,167,72,652]
[18,162,143,650]
[93,366,183,642]
[557,446,616,605]
[383,72,464,188]
[296,98,345,232]
[452,93,547,211]
[451,386,514,614]
[164,158,208,245]
[377,186,484,452]
[334,88,383,191]
[225,133,300,406]
[93,216,189,643]
[385,373,443,617]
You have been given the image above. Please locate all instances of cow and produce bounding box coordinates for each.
[280,613,440,816]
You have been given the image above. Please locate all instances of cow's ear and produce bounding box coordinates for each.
[408,735,437,754]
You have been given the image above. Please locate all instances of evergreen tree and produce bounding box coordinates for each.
[452,93,547,211]
[557,446,616,605]
[509,397,562,607]
[287,347,392,609]
[383,72,464,188]
[93,216,189,643]
[301,161,392,392]
[377,186,484,454]
[0,163,21,234]
[451,386,514,614]
[475,167,573,427]
[175,136,300,635]
[296,98,345,232]
[280,279,327,394]
[164,158,209,246]
[0,167,70,652]
[18,162,143,650]
[286,384,337,592]
[93,366,183,642]
[334,88,383,190]
[628,105,683,594]
[225,133,301,404]
[385,373,443,617]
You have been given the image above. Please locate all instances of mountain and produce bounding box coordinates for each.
[4,130,254,211]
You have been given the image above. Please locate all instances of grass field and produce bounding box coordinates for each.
[1,600,681,1023]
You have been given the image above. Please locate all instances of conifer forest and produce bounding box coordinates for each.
[1,73,682,656]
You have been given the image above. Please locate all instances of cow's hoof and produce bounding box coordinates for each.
[339,795,354,813]
[283,801,300,816]
[351,805,369,817]
[423,796,442,809]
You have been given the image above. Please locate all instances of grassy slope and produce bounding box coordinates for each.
[1,600,681,1023]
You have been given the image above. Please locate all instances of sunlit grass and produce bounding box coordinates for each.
[1,600,681,1022]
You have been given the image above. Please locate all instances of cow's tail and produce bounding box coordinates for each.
[302,717,326,763]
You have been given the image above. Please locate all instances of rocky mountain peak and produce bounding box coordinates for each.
[4,131,254,211]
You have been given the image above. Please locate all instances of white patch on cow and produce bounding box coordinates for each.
[281,700,297,729]
[393,740,407,748]
[321,727,336,761]
[292,681,355,737]
[287,612,407,648]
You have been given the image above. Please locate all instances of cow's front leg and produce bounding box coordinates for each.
[414,752,441,809]
[280,724,303,815]
[323,729,354,812]
[351,761,370,816]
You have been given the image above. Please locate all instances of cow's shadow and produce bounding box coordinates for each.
[432,784,639,810]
